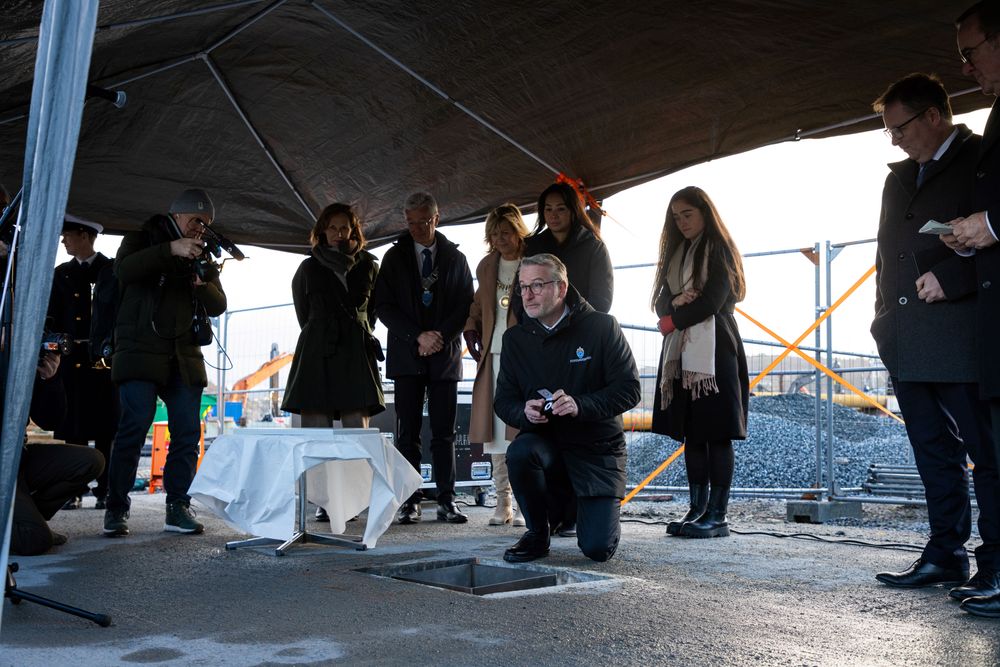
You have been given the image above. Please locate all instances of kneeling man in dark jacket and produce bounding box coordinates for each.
[495,253,640,562]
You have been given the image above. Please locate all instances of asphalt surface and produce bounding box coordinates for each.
[2,493,998,666]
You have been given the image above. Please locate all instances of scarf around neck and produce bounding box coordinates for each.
[659,234,718,409]
[312,243,358,289]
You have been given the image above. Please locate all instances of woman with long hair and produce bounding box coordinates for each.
[650,186,749,538]
[524,182,613,312]
[282,203,384,430]
[464,203,530,526]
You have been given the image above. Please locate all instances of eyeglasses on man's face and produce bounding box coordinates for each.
[961,34,993,64]
[883,108,928,140]
[407,218,435,227]
[516,280,559,296]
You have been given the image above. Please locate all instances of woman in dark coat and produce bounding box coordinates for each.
[523,182,613,312]
[650,186,748,539]
[282,203,384,428]
[463,203,530,527]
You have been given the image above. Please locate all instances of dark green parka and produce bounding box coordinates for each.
[111,215,227,387]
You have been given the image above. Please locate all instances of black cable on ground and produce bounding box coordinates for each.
[620,517,930,554]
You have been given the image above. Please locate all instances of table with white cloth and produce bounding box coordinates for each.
[189,428,422,552]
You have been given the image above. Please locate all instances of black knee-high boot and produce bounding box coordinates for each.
[666,484,709,536]
[681,486,730,538]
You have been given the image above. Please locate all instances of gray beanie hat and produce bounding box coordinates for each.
[169,188,215,220]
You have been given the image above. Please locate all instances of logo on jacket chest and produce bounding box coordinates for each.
[569,346,592,363]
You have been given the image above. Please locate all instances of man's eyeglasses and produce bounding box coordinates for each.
[961,35,992,64]
[407,218,435,227]
[883,108,928,140]
[516,280,559,296]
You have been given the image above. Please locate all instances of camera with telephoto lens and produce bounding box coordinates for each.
[162,215,222,283]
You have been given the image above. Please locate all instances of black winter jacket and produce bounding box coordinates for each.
[524,224,613,312]
[373,231,474,381]
[112,215,227,387]
[495,288,640,497]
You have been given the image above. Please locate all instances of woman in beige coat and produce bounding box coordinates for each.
[463,204,530,526]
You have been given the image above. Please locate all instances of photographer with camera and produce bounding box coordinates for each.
[102,189,227,538]
[47,218,118,509]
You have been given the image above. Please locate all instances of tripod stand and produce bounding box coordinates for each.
[5,562,111,626]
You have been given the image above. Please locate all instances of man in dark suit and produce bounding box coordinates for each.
[373,192,474,524]
[47,218,118,509]
[869,74,1000,600]
[942,0,1000,618]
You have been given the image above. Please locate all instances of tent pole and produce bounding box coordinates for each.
[202,53,314,219]
[0,0,100,633]
[204,0,288,53]
[310,1,561,177]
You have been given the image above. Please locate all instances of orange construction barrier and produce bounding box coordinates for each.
[148,421,205,494]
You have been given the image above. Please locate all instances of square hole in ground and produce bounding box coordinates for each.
[358,557,612,596]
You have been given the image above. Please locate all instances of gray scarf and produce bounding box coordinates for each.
[312,243,358,289]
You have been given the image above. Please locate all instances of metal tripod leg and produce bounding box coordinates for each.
[225,467,367,556]
[5,563,112,627]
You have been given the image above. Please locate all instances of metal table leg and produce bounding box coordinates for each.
[226,468,368,555]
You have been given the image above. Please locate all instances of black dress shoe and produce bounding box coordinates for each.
[436,501,468,524]
[503,532,550,563]
[551,521,577,538]
[949,568,1000,601]
[875,558,969,588]
[397,501,421,524]
[960,591,1000,618]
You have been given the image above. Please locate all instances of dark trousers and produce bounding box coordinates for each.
[107,369,203,512]
[12,444,104,556]
[393,375,457,503]
[506,433,621,562]
[63,436,113,499]
[893,379,1000,569]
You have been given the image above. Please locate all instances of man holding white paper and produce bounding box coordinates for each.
[869,73,1000,598]
[938,0,1000,618]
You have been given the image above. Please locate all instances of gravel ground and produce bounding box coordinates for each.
[627,393,911,489]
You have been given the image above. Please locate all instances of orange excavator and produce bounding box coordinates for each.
[226,352,294,416]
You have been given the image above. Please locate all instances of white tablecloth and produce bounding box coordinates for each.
[189,428,422,548]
